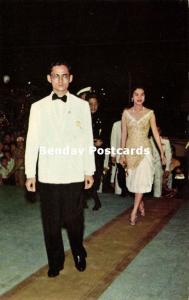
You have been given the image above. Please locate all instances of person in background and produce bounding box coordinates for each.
[150,127,172,198]
[76,86,92,100]
[4,151,15,175]
[0,142,4,158]
[86,93,104,210]
[186,141,189,181]
[111,119,127,197]
[0,156,15,185]
[3,133,11,146]
[168,145,185,197]
[13,137,25,187]
[10,142,17,157]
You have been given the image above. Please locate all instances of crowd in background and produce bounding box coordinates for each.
[0,132,25,187]
[0,85,188,204]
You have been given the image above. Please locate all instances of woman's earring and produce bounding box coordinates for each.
[131,98,134,102]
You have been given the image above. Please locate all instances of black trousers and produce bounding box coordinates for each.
[117,163,127,195]
[91,152,104,204]
[39,181,84,270]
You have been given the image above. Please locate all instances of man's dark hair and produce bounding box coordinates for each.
[86,93,100,103]
[48,60,72,75]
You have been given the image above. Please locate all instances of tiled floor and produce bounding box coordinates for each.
[0,185,189,300]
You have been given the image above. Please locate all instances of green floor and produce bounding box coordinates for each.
[0,185,189,299]
[99,200,189,300]
[0,186,132,295]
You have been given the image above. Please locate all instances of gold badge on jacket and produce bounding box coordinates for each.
[76,120,82,128]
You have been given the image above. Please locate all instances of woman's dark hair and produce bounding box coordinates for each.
[131,86,145,96]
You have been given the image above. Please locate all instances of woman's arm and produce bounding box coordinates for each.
[150,112,165,164]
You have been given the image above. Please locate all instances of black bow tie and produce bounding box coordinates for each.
[52,93,67,102]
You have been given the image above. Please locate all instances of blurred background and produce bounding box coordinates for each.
[0,0,188,138]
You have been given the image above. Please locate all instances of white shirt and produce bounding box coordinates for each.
[0,166,9,179]
[7,158,15,172]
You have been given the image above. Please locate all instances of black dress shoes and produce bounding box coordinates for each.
[92,203,101,211]
[83,201,88,209]
[48,269,60,278]
[119,192,126,197]
[48,265,63,278]
[74,254,86,272]
[82,246,87,258]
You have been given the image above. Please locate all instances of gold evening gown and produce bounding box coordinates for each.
[124,109,155,193]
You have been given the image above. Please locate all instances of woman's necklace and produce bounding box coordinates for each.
[132,106,144,113]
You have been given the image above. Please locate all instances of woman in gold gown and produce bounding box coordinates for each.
[120,87,165,225]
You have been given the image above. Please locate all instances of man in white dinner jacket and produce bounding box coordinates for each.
[25,60,95,278]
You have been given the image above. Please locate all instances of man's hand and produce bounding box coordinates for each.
[25,177,36,192]
[84,175,94,189]
[163,170,170,178]
[161,153,166,166]
[119,154,126,168]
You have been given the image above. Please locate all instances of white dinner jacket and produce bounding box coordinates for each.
[110,120,121,163]
[25,92,95,184]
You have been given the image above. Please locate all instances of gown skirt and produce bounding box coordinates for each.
[126,153,154,193]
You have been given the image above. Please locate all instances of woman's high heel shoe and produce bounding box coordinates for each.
[139,207,145,217]
[129,215,137,226]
